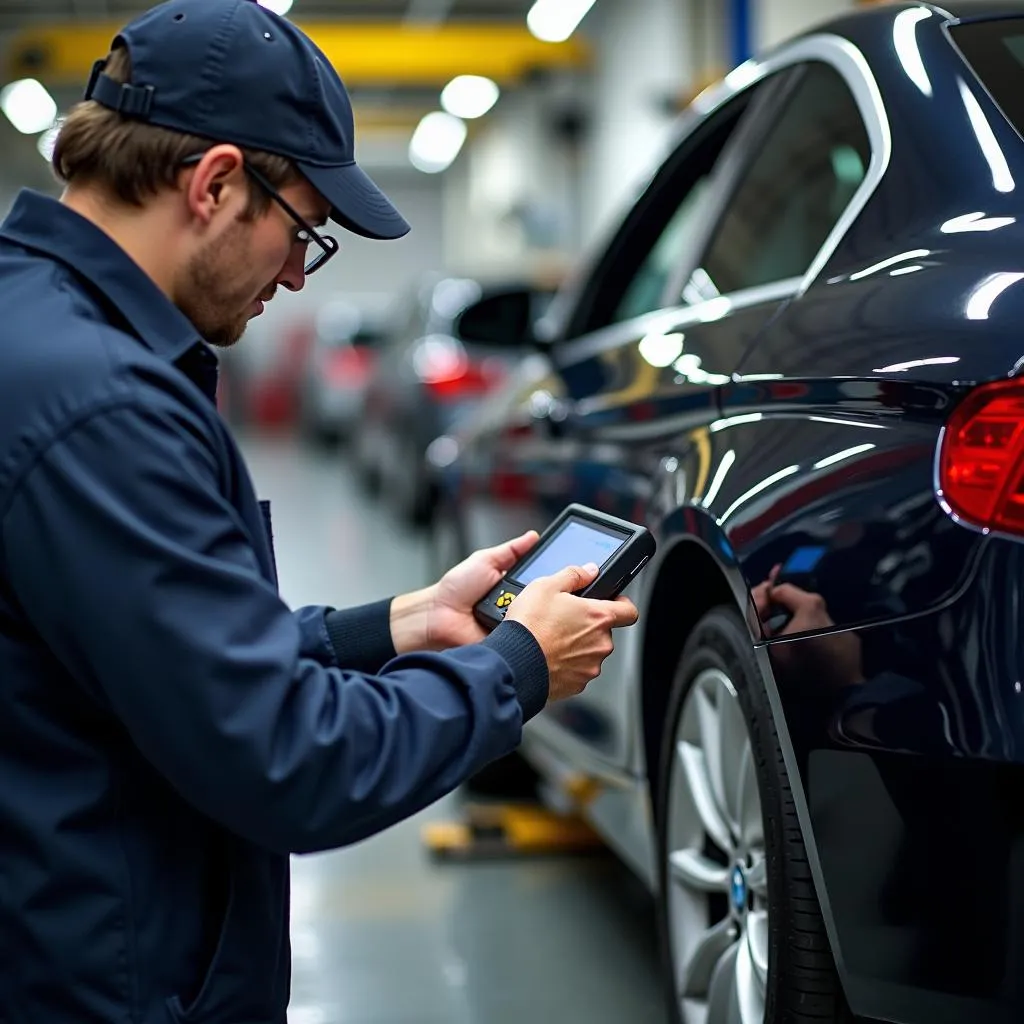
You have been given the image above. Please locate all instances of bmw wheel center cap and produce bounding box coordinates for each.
[731,865,748,914]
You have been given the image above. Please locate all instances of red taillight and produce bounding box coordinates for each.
[940,380,1024,533]
[426,362,497,400]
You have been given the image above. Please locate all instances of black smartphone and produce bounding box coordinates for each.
[473,503,656,631]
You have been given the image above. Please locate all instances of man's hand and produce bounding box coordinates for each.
[390,530,541,654]
[752,567,864,691]
[505,564,639,702]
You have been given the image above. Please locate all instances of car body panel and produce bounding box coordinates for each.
[437,5,1024,1021]
[766,541,1024,1024]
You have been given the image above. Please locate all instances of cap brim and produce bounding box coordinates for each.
[299,161,410,241]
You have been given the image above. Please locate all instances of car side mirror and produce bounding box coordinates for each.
[452,287,549,349]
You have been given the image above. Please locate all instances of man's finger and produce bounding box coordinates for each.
[482,530,540,571]
[545,562,599,593]
[609,596,639,627]
[751,581,772,616]
[769,582,819,612]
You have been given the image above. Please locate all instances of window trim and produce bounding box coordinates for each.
[668,34,892,306]
[540,32,891,351]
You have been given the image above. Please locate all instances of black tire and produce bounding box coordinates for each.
[656,606,853,1024]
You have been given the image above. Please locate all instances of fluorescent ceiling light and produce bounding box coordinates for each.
[701,450,736,507]
[892,8,932,96]
[721,465,799,522]
[258,0,294,14]
[1,78,57,135]
[37,121,61,162]
[941,211,1016,233]
[638,331,684,368]
[958,77,1015,193]
[966,272,1024,320]
[527,0,597,43]
[813,444,876,470]
[874,356,959,373]
[441,76,500,120]
[848,249,930,281]
[409,111,467,174]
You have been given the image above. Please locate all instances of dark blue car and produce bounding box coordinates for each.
[430,5,1024,1023]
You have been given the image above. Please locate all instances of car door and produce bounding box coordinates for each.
[545,59,884,770]
[455,68,810,766]
[462,45,889,778]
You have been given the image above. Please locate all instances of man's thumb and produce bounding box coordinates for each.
[551,562,599,593]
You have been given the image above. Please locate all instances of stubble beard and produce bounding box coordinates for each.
[178,220,261,349]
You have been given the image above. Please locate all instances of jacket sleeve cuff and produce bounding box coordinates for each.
[481,620,549,722]
[324,599,397,674]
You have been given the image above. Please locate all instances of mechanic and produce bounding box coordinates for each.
[0,1,639,1021]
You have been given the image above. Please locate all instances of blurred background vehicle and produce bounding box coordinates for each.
[298,300,385,447]
[354,273,557,525]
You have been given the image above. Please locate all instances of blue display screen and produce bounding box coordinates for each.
[782,545,826,574]
[513,519,628,586]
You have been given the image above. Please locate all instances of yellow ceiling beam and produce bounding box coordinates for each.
[4,21,590,90]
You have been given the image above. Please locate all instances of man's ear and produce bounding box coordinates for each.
[182,145,247,225]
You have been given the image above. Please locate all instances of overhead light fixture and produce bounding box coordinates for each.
[892,7,933,96]
[941,211,1016,233]
[638,331,684,368]
[848,249,931,281]
[257,0,294,14]
[965,271,1024,321]
[37,121,62,162]
[958,77,1015,193]
[1,78,57,135]
[527,0,597,43]
[441,76,500,120]
[409,111,467,174]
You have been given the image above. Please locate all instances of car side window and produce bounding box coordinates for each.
[686,61,870,298]
[571,88,759,336]
[612,178,711,323]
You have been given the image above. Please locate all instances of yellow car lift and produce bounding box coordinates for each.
[422,775,606,861]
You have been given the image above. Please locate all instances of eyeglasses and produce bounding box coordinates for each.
[179,154,339,275]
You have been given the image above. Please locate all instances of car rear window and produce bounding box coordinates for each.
[950,18,1024,138]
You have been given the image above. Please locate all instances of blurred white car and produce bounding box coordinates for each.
[298,300,383,446]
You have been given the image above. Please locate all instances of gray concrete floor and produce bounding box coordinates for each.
[240,434,667,1024]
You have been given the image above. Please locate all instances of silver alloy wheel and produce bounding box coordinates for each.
[666,668,769,1024]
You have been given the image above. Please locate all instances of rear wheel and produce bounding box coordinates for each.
[656,607,852,1024]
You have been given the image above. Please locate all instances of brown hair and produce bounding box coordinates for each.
[52,44,300,219]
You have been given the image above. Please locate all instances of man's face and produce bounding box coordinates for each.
[178,176,331,349]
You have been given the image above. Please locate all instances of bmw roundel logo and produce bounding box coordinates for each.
[731,865,747,913]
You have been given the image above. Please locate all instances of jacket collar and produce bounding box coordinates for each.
[0,190,212,370]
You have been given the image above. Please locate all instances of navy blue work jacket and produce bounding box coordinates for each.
[0,191,548,1024]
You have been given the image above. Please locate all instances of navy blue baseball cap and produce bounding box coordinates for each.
[84,0,410,241]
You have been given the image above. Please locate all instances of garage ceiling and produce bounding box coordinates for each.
[0,0,536,32]
[0,0,580,184]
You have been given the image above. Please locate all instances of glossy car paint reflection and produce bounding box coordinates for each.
[764,540,1024,1024]
[434,6,1024,1022]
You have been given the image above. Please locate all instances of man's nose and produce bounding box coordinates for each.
[276,246,307,293]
